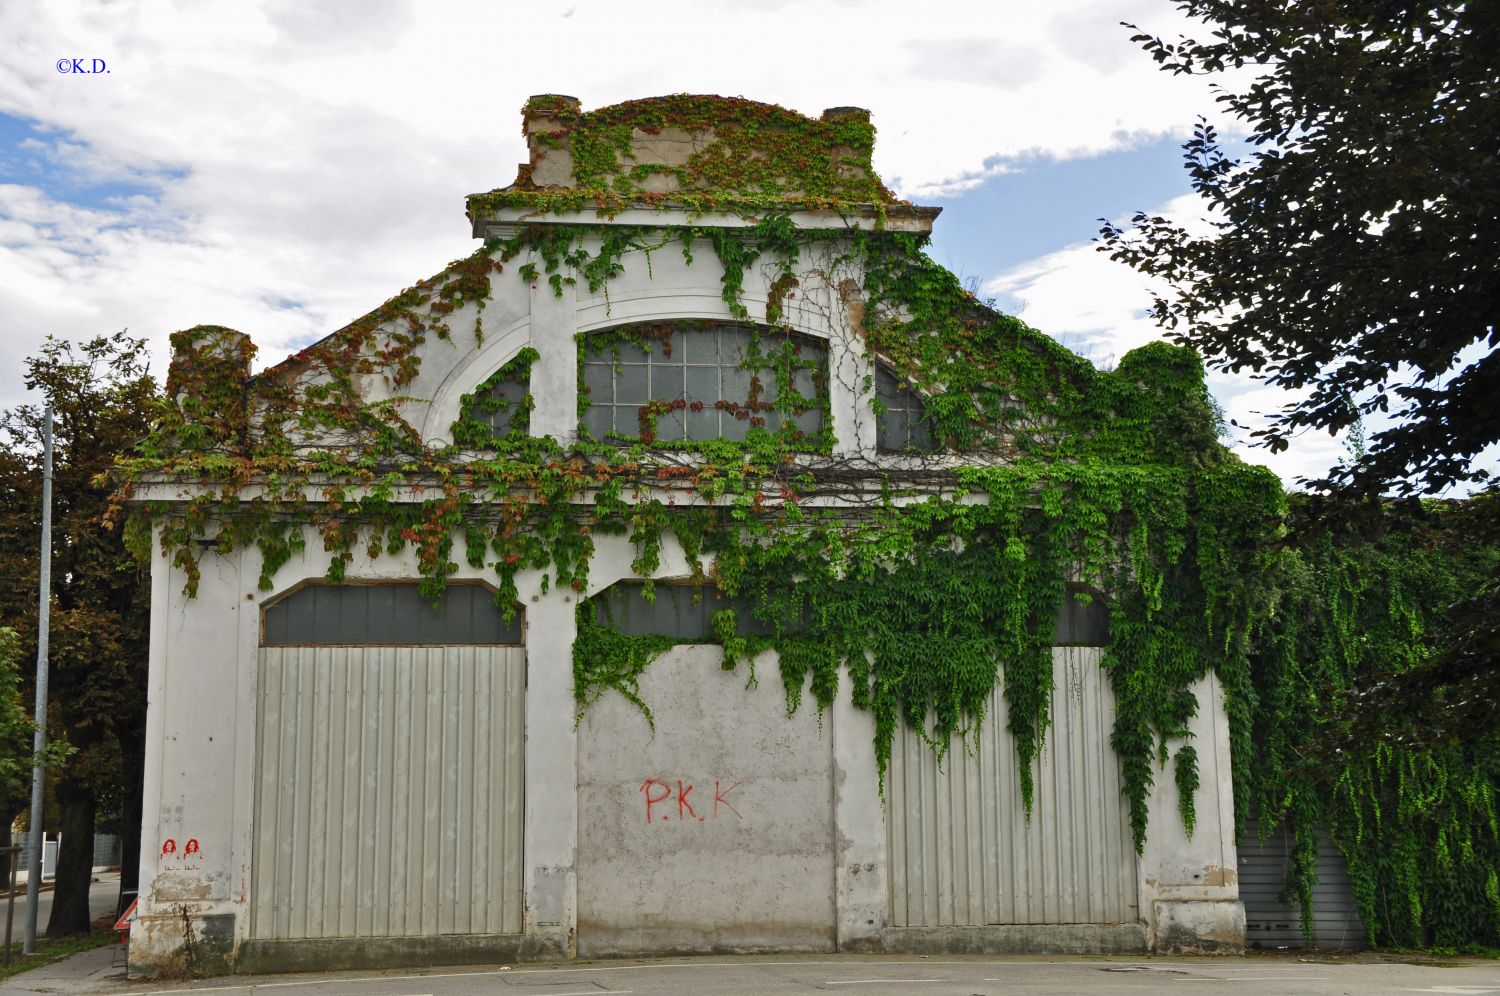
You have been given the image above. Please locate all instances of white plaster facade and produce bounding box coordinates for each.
[128,95,1244,976]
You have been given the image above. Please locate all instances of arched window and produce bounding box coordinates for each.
[453,350,534,447]
[580,322,826,445]
[591,581,797,638]
[262,582,523,646]
[875,365,936,452]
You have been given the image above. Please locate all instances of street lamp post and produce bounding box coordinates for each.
[22,406,53,954]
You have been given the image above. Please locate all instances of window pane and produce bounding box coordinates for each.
[686,364,719,402]
[611,341,651,365]
[791,368,816,400]
[481,384,514,436]
[616,363,649,405]
[583,403,614,439]
[683,330,720,364]
[722,365,751,405]
[722,410,749,441]
[685,407,717,441]
[650,362,684,402]
[653,407,686,442]
[908,414,934,450]
[593,582,788,638]
[876,365,934,452]
[879,410,907,448]
[1054,589,1111,646]
[791,407,824,434]
[584,362,614,405]
[718,326,752,362]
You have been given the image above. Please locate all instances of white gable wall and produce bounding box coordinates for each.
[129,224,1243,975]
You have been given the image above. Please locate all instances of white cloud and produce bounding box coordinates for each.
[0,0,1239,412]
[904,38,1045,91]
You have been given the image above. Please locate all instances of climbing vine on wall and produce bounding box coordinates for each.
[1244,500,1500,949]
[108,94,1500,950]
[113,216,1278,858]
[467,94,902,220]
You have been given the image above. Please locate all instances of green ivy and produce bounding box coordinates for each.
[109,98,1500,948]
[1245,502,1500,949]
[113,219,1280,853]
[451,346,539,448]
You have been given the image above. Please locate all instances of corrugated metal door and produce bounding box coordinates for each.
[887,647,1138,926]
[250,645,525,939]
[1239,820,1367,949]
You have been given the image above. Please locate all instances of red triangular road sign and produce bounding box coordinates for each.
[113,897,138,933]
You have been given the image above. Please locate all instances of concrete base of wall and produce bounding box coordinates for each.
[879,923,1149,955]
[233,934,527,975]
[127,913,238,979]
[578,921,836,958]
[1151,900,1246,954]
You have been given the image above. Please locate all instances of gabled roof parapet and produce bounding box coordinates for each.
[467,93,938,235]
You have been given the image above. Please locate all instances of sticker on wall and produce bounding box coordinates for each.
[158,836,204,870]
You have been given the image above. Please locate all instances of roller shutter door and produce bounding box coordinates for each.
[1238,820,1367,949]
[887,647,1138,926]
[250,583,525,940]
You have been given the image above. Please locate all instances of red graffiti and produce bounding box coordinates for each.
[714,780,743,820]
[676,780,697,820]
[640,777,744,823]
[183,838,201,857]
[640,779,672,823]
[159,838,177,858]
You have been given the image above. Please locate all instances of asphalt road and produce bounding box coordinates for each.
[71,953,1500,996]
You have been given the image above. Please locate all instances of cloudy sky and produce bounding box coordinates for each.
[0,0,1354,485]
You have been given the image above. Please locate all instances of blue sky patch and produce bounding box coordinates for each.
[0,111,182,211]
[925,134,1195,298]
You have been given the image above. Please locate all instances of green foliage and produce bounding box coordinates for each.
[1101,3,1499,496]
[452,347,539,448]
[0,629,73,814]
[1,332,154,935]
[1174,745,1199,838]
[112,208,1288,863]
[572,604,677,729]
[1246,501,1500,948]
[468,94,901,220]
[0,628,34,810]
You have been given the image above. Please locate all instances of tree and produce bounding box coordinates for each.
[0,333,155,935]
[1100,1,1499,497]
[0,628,34,891]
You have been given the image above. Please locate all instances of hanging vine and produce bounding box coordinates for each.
[107,93,1499,950]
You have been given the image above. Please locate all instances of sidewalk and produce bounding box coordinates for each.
[3,948,1499,996]
[1,872,125,996]
[1,945,123,995]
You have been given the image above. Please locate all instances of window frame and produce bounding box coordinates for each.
[578,321,831,448]
[874,363,938,453]
[260,579,526,647]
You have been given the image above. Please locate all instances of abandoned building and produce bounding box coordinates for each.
[122,93,1286,975]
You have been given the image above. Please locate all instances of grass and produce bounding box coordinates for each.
[0,916,119,982]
